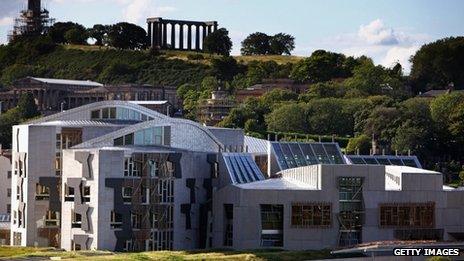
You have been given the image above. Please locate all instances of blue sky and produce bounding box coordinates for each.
[1,0,464,72]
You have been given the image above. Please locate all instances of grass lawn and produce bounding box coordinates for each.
[0,247,357,260]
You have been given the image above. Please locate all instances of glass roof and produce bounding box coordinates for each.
[223,153,266,184]
[347,155,422,168]
[271,142,346,170]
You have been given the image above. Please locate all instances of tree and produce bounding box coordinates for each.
[203,28,233,56]
[88,24,109,46]
[241,32,271,55]
[17,92,40,119]
[266,103,308,133]
[290,50,353,83]
[299,81,346,101]
[410,37,464,93]
[363,107,401,145]
[48,22,87,44]
[346,134,371,154]
[64,27,88,45]
[107,22,147,50]
[211,56,241,81]
[269,33,295,55]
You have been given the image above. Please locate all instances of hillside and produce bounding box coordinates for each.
[0,42,303,88]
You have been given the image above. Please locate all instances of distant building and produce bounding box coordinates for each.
[418,89,464,98]
[235,79,309,103]
[0,147,11,245]
[0,77,180,115]
[198,89,235,126]
[8,0,55,41]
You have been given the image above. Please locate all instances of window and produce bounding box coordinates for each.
[158,180,174,203]
[7,204,10,214]
[102,108,110,119]
[65,184,75,201]
[71,211,82,228]
[109,107,117,119]
[7,188,11,198]
[124,133,134,145]
[291,203,331,228]
[110,211,123,229]
[16,186,20,200]
[35,184,50,200]
[55,153,61,176]
[380,202,434,228]
[82,186,90,202]
[141,186,150,204]
[224,204,233,247]
[131,213,141,229]
[44,210,60,227]
[260,204,283,247]
[114,137,124,146]
[13,211,17,224]
[148,160,158,177]
[90,109,100,119]
[124,158,140,177]
[122,187,133,203]
[7,171,11,179]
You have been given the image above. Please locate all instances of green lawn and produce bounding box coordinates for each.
[0,247,356,260]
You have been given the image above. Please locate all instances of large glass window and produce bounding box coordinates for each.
[260,204,283,247]
[291,203,331,228]
[114,127,168,146]
[380,203,435,228]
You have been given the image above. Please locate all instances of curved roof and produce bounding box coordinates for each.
[31,101,224,150]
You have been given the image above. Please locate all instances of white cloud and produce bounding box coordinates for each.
[358,19,398,45]
[295,19,430,73]
[119,0,176,25]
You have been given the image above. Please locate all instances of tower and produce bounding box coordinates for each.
[8,0,55,41]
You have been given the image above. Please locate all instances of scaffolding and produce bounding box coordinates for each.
[8,0,55,41]
[337,177,364,247]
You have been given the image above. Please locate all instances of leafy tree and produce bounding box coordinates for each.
[64,27,88,45]
[266,103,308,133]
[210,56,242,81]
[1,64,36,85]
[203,28,233,56]
[346,134,371,154]
[0,109,20,148]
[241,32,271,55]
[269,33,295,55]
[88,24,109,46]
[17,92,40,119]
[345,59,404,96]
[363,107,401,146]
[410,37,464,93]
[98,61,136,83]
[299,81,346,101]
[290,50,353,83]
[449,103,464,137]
[48,22,87,44]
[430,92,464,126]
[107,22,147,50]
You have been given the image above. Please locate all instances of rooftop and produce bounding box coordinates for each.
[30,77,103,87]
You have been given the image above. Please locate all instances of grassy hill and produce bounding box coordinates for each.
[0,246,353,260]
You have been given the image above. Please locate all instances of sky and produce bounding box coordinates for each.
[0,0,464,73]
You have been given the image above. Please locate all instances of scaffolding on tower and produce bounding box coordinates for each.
[8,0,55,42]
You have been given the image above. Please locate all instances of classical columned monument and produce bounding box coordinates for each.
[147,17,218,51]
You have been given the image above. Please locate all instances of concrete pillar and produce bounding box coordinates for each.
[195,25,200,50]
[207,25,212,35]
[187,25,192,50]
[171,23,176,49]
[162,22,167,48]
[202,24,207,44]
[157,23,162,48]
[179,23,184,50]
[147,22,152,46]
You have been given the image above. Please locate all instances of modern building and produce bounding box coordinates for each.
[0,147,12,245]
[0,77,180,115]
[8,100,464,252]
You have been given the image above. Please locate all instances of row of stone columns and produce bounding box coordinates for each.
[147,19,218,51]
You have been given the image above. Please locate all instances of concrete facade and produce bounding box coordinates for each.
[7,100,464,252]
